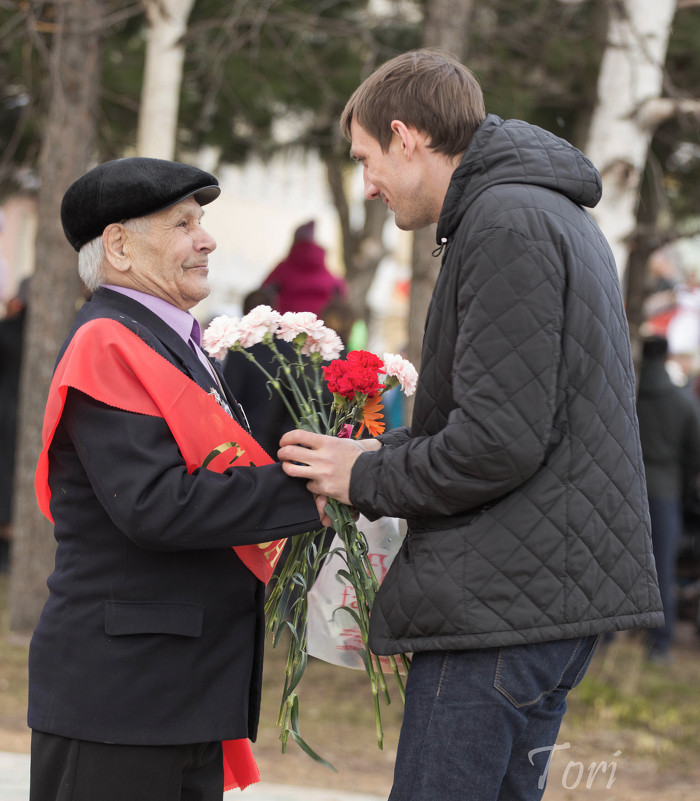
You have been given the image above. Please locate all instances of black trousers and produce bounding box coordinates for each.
[30,731,223,801]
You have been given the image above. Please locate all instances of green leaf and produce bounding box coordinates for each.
[287,694,337,771]
[289,730,338,771]
[283,650,308,699]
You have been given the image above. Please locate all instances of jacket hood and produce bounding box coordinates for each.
[438,114,603,242]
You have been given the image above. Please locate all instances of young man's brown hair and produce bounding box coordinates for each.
[340,49,486,158]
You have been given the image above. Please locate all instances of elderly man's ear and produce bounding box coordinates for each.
[102,223,131,273]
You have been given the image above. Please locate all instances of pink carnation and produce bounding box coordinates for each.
[277,311,324,343]
[236,304,282,348]
[383,352,418,396]
[202,315,241,360]
[302,325,344,361]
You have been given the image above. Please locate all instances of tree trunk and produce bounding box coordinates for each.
[9,0,103,633]
[137,0,195,159]
[404,0,474,421]
[421,0,474,58]
[323,149,388,324]
[584,0,676,281]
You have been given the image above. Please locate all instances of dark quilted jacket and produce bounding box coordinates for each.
[350,115,663,655]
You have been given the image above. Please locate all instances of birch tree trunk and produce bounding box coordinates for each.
[137,0,195,159]
[584,0,677,280]
[9,0,103,632]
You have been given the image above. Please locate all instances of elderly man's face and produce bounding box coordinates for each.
[124,197,217,310]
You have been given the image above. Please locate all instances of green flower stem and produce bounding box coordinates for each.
[265,529,323,639]
[279,692,295,753]
[294,351,324,430]
[310,357,331,429]
[326,498,395,750]
[261,341,321,428]
[229,335,411,762]
[268,341,319,428]
[266,490,409,759]
[327,402,354,436]
[236,346,302,428]
[388,655,408,703]
[265,524,329,759]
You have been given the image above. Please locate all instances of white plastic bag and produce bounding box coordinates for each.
[306,514,406,669]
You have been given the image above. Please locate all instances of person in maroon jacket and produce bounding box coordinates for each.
[261,220,348,315]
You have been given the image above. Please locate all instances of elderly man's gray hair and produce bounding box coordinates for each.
[78,217,150,291]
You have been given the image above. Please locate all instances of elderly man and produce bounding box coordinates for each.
[28,157,323,801]
[279,50,663,801]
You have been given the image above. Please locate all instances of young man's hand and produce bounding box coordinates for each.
[278,430,381,506]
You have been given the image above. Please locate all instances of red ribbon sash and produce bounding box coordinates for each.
[34,316,292,790]
[35,317,287,583]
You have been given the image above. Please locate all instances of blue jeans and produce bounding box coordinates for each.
[389,635,599,801]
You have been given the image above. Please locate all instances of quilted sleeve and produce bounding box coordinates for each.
[377,426,411,448]
[350,224,565,519]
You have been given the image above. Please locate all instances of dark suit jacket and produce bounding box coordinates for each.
[28,288,319,745]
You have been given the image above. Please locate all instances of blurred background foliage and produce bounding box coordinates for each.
[1,1,698,234]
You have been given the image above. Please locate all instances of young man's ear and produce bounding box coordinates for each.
[390,120,416,157]
[102,223,130,273]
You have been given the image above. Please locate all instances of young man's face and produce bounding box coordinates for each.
[123,197,217,311]
[350,119,439,231]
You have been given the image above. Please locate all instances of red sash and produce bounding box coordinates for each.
[34,317,290,791]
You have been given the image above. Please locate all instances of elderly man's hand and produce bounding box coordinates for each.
[313,494,333,528]
[278,430,381,506]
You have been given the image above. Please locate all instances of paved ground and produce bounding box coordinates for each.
[0,751,385,801]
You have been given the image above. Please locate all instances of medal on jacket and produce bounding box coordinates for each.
[208,387,234,418]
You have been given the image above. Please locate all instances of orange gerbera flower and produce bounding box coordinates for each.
[355,394,385,439]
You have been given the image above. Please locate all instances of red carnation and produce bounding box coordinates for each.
[323,360,355,398]
[347,366,381,397]
[346,350,385,372]
[323,359,381,399]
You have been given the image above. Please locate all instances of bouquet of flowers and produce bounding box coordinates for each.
[204,305,417,764]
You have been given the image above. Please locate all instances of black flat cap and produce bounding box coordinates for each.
[61,157,221,251]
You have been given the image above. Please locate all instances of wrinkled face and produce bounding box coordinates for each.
[350,118,438,231]
[123,197,217,310]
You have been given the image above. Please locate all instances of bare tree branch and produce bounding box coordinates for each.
[637,96,700,131]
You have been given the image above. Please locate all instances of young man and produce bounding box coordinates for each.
[29,157,323,801]
[279,50,663,801]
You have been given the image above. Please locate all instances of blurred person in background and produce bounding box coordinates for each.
[636,335,700,664]
[319,293,356,356]
[262,219,348,315]
[0,277,29,572]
